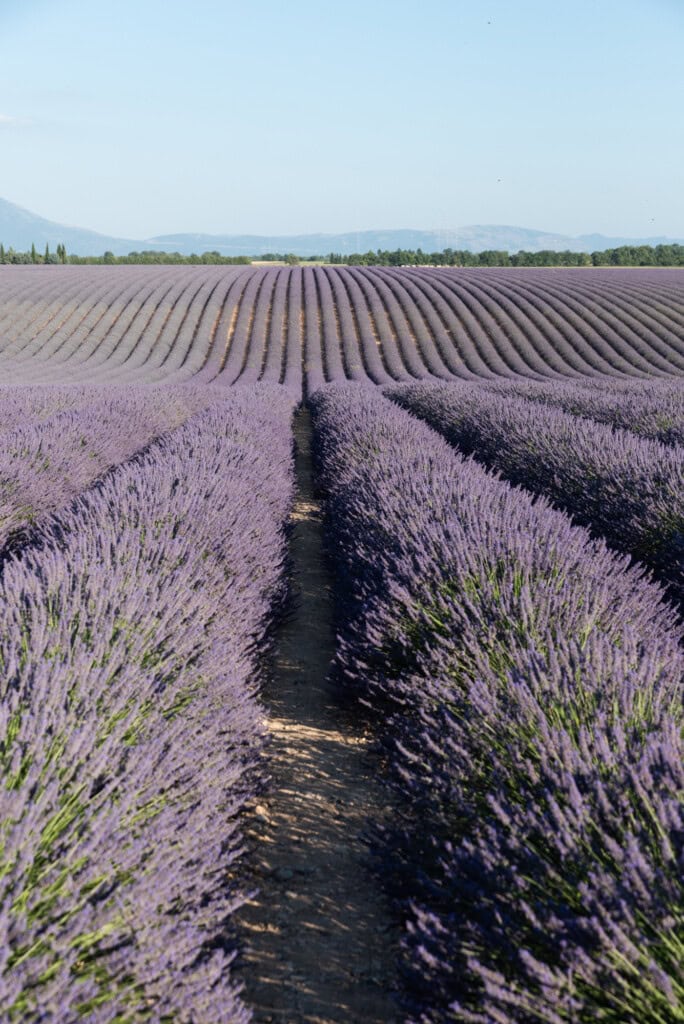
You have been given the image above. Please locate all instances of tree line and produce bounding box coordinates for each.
[320,243,684,267]
[1,242,682,267]
[0,243,68,264]
[0,245,250,265]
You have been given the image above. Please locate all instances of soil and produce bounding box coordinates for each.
[236,408,399,1023]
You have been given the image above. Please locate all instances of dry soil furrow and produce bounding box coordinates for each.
[237,408,398,1024]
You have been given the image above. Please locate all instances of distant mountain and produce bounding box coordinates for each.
[0,198,140,256]
[1,198,682,257]
[148,226,684,257]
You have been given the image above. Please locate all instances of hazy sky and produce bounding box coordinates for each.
[0,0,682,239]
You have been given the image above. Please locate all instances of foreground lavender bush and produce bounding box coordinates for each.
[311,383,684,1024]
[0,385,295,1022]
[480,376,684,447]
[0,382,228,553]
[388,381,684,603]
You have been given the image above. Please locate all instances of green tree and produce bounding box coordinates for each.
[478,249,510,266]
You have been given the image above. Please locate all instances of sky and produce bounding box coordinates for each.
[0,0,682,239]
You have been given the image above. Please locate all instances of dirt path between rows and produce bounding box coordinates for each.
[236,408,398,1023]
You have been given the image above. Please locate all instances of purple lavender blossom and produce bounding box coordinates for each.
[310,382,683,1024]
[387,380,684,603]
[0,384,295,1022]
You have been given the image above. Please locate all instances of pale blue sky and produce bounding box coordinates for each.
[0,0,682,239]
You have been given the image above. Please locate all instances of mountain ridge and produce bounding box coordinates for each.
[1,198,682,258]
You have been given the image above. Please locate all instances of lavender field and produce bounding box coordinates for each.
[1,265,684,387]
[0,265,683,1024]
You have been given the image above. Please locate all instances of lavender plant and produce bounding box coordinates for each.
[0,384,295,1022]
[480,376,684,447]
[0,385,98,431]
[310,382,684,1024]
[0,383,229,553]
[387,380,684,603]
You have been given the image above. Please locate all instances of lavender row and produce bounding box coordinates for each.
[310,382,683,1024]
[3,266,684,387]
[0,381,226,436]
[480,376,684,447]
[0,383,230,553]
[0,268,245,388]
[0,385,295,1022]
[0,385,102,432]
[388,380,684,603]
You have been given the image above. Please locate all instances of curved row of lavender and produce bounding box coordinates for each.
[478,376,684,447]
[0,385,107,431]
[310,382,683,1024]
[0,266,683,387]
[0,386,295,1022]
[387,381,684,604]
[0,384,229,553]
